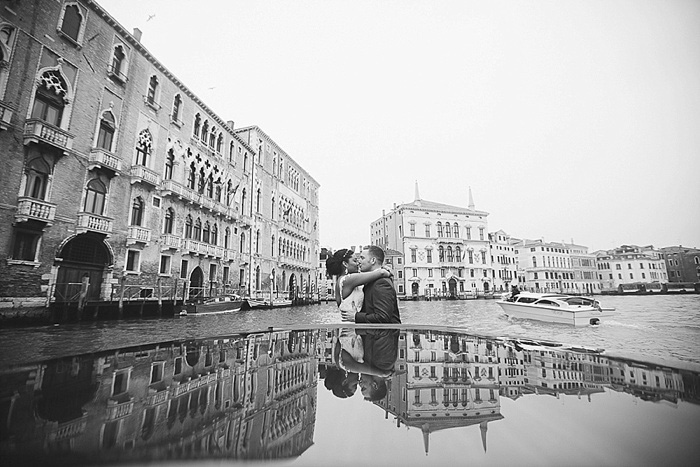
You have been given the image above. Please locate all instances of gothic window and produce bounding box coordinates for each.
[59,3,83,43]
[193,113,201,137]
[163,208,174,234]
[201,120,209,143]
[84,179,106,215]
[211,224,218,246]
[172,94,182,122]
[24,158,50,200]
[271,235,275,256]
[198,168,205,193]
[240,232,246,253]
[215,179,222,202]
[193,218,202,241]
[109,44,127,80]
[131,197,144,226]
[226,180,233,205]
[271,197,275,219]
[439,246,445,262]
[203,222,211,243]
[256,188,261,213]
[185,215,193,238]
[445,223,452,238]
[146,75,159,105]
[216,133,223,153]
[164,149,174,180]
[453,223,460,238]
[134,129,152,166]
[241,188,247,214]
[436,222,443,237]
[256,230,260,254]
[206,173,213,198]
[96,111,116,151]
[31,70,68,126]
[209,129,216,148]
[224,227,230,249]
[0,25,16,63]
[185,163,197,190]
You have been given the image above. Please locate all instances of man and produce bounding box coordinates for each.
[341,245,401,324]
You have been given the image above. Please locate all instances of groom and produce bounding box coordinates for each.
[341,245,401,324]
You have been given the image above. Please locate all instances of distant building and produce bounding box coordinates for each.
[659,246,700,284]
[595,245,668,292]
[514,239,594,294]
[568,243,599,295]
[488,230,517,293]
[370,183,491,298]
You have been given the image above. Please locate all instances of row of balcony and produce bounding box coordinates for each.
[278,219,310,241]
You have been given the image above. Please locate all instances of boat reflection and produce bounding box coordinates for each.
[1,326,698,465]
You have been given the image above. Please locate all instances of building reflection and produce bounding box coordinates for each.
[1,327,699,463]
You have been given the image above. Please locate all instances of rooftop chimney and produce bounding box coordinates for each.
[133,28,142,42]
[227,120,235,130]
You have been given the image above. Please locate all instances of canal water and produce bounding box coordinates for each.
[1,295,699,367]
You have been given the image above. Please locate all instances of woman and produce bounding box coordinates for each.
[325,248,391,320]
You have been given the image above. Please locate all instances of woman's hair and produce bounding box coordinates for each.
[325,248,353,276]
[324,367,356,399]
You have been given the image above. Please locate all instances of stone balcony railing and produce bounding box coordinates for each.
[208,244,224,258]
[127,226,151,245]
[145,388,169,406]
[89,148,121,173]
[278,255,312,270]
[0,100,13,130]
[130,165,161,187]
[223,249,236,262]
[160,233,181,250]
[106,398,134,420]
[278,220,310,240]
[76,212,113,235]
[159,179,239,220]
[23,119,74,155]
[182,239,205,255]
[15,197,57,224]
[54,414,88,441]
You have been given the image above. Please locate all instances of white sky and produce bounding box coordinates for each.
[98,0,700,252]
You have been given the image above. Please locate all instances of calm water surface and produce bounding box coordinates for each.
[1,295,699,366]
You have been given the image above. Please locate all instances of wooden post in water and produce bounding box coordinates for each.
[118,274,126,319]
[77,276,89,321]
[157,277,163,316]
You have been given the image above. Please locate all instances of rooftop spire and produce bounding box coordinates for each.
[422,423,430,455]
[468,186,475,210]
[480,421,488,452]
[414,180,421,201]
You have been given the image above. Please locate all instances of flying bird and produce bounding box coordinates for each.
[147,14,156,22]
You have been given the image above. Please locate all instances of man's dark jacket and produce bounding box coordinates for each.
[356,276,401,324]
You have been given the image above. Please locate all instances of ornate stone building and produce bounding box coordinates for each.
[595,244,668,292]
[0,1,319,318]
[370,184,492,298]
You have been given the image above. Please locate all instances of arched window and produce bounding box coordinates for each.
[215,179,222,202]
[271,197,275,219]
[193,218,202,241]
[256,188,261,213]
[445,223,452,237]
[164,149,175,180]
[60,4,83,42]
[255,230,260,254]
[84,179,106,215]
[135,129,152,166]
[240,232,246,253]
[146,75,159,105]
[229,141,235,162]
[201,120,209,143]
[439,246,445,262]
[96,111,115,151]
[31,70,68,126]
[255,266,261,291]
[226,180,233,205]
[453,223,460,238]
[110,44,127,79]
[193,113,201,137]
[216,133,223,153]
[436,222,443,237]
[447,246,453,262]
[224,227,230,249]
[25,158,50,200]
[198,167,205,193]
[271,235,275,256]
[131,197,144,226]
[172,94,182,122]
[456,247,462,262]
[184,215,193,238]
[202,222,210,243]
[241,188,247,214]
[187,163,196,189]
[211,224,218,246]
[163,208,174,234]
[209,129,216,148]
[206,173,213,198]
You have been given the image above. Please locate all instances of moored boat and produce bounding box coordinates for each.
[497,292,615,326]
[180,295,244,316]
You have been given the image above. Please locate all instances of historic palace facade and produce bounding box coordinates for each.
[370,185,493,298]
[0,0,319,316]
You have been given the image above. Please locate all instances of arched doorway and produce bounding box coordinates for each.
[55,234,111,301]
[448,278,457,298]
[288,273,297,300]
[483,282,490,293]
[189,267,204,300]
[411,282,419,296]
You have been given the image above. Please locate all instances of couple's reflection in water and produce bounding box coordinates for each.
[2,327,699,465]
[324,328,398,402]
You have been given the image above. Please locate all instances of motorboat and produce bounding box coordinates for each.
[497,292,615,326]
[179,295,244,316]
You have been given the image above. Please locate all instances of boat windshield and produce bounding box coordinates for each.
[534,299,560,307]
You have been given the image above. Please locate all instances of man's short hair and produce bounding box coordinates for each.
[364,245,385,264]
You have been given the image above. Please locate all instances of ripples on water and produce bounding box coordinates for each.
[1,295,698,366]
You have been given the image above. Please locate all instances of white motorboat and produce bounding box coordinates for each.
[497,292,615,326]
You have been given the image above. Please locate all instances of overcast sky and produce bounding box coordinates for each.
[98,0,700,252]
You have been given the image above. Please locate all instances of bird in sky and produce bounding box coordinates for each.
[147,14,156,22]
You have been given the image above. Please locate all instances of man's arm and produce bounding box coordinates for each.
[355,279,396,324]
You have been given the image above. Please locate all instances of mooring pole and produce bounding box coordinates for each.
[118,274,126,319]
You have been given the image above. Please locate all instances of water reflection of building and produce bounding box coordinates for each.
[0,330,317,463]
[374,330,504,454]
